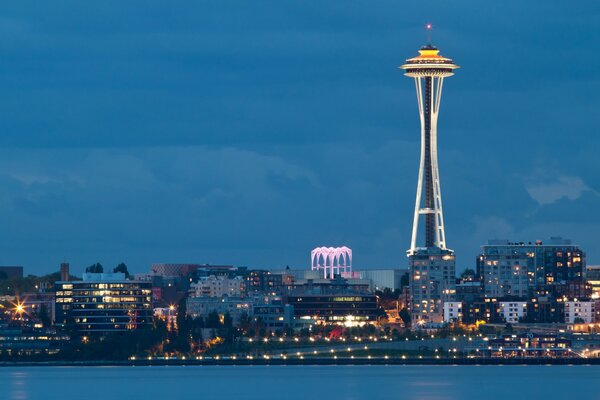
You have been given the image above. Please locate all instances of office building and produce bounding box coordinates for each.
[480,238,587,299]
[54,273,152,334]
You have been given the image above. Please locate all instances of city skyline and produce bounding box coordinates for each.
[0,2,598,274]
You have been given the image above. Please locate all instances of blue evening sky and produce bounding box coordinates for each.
[0,1,598,275]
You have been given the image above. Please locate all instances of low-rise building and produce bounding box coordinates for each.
[357,269,406,291]
[484,333,571,358]
[190,275,245,298]
[499,301,528,324]
[252,295,294,330]
[186,296,252,325]
[286,294,379,325]
[443,302,463,323]
[565,301,596,324]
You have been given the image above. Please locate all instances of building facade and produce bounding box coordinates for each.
[443,302,463,323]
[564,301,596,324]
[54,273,153,334]
[358,269,406,291]
[480,238,586,299]
[499,301,528,324]
[186,296,252,325]
[190,275,245,298]
[409,248,456,324]
[286,294,379,325]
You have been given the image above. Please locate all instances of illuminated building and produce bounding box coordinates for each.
[564,300,596,324]
[54,273,152,334]
[310,246,352,279]
[190,275,245,298]
[246,270,284,295]
[286,294,379,324]
[462,299,503,324]
[0,328,69,356]
[251,296,294,330]
[408,248,456,324]
[443,301,463,323]
[400,39,458,324]
[186,296,252,325]
[484,333,571,358]
[499,301,528,324]
[586,265,600,298]
[480,238,587,299]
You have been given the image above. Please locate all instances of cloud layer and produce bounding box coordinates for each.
[0,1,598,273]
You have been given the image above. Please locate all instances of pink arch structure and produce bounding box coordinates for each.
[310,246,352,279]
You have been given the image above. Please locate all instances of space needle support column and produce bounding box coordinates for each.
[430,75,446,249]
[410,77,426,254]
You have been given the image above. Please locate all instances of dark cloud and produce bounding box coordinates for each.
[0,1,597,273]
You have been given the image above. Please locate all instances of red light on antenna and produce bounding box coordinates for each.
[426,24,432,30]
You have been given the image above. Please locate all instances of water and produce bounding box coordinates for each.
[3,365,600,400]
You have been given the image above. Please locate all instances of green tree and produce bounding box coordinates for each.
[113,262,130,278]
[206,311,221,329]
[86,263,103,273]
[399,307,411,325]
[38,303,51,328]
[460,268,477,280]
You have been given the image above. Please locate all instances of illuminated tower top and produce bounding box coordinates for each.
[401,45,459,77]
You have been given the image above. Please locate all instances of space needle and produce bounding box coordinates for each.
[400,26,459,324]
[400,27,459,255]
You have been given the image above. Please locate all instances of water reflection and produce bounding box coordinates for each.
[10,371,28,400]
[0,365,599,400]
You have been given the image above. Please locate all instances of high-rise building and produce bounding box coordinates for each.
[400,41,458,324]
[480,238,587,299]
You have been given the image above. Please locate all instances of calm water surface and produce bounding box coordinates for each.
[3,365,600,400]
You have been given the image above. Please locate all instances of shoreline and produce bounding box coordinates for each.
[1,357,600,367]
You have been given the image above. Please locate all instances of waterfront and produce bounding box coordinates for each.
[3,365,600,400]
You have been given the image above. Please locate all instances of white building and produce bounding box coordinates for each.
[358,269,406,291]
[186,296,252,325]
[190,275,245,298]
[443,302,463,323]
[565,301,596,324]
[499,301,528,324]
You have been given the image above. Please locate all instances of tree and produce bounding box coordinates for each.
[399,307,411,325]
[113,262,130,278]
[460,268,477,281]
[38,303,51,328]
[0,271,7,280]
[86,263,103,273]
[206,311,221,329]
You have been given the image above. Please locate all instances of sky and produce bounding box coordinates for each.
[0,1,598,275]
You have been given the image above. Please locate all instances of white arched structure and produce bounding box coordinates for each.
[310,246,352,279]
